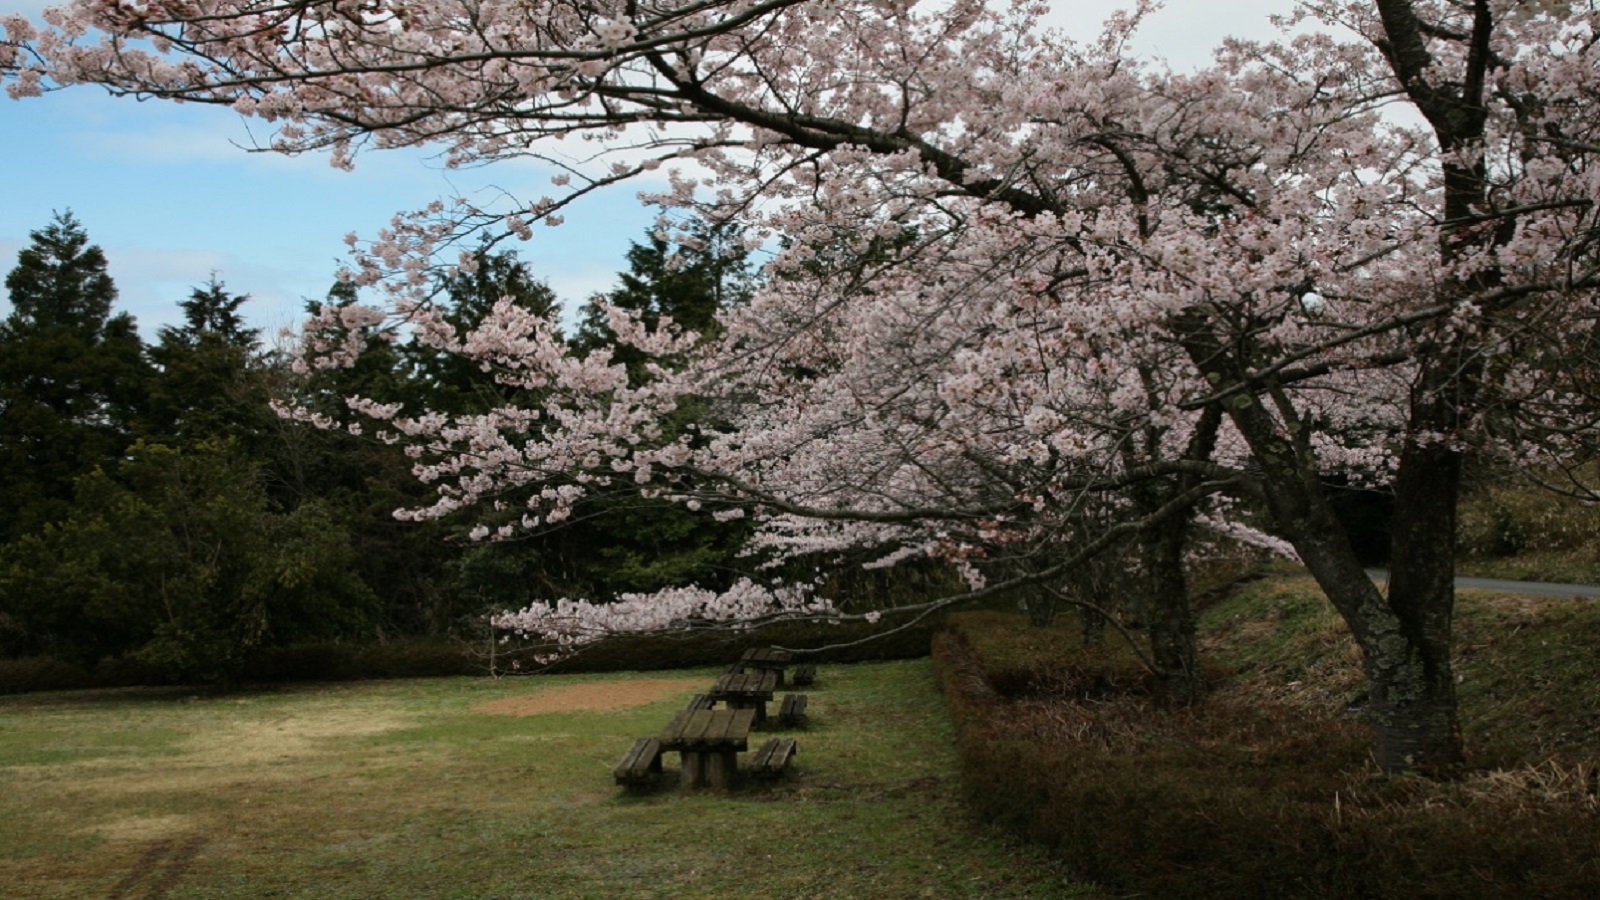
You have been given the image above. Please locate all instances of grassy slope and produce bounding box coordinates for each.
[1200,569,1600,770]
[0,661,1090,899]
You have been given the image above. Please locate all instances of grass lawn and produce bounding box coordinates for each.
[0,659,1092,899]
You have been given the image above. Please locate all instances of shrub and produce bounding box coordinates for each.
[242,639,482,683]
[934,606,1600,899]
[1458,478,1600,576]
[488,606,948,676]
[0,655,94,694]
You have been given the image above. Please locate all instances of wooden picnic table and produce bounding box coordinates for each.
[739,647,795,685]
[658,707,757,790]
[710,669,779,724]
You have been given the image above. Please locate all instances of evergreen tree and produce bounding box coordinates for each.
[0,211,150,540]
[404,242,561,414]
[573,215,754,375]
[147,277,269,451]
[269,280,471,636]
[166,275,259,348]
[0,440,376,679]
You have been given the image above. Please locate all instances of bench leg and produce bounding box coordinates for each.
[679,750,707,790]
[704,750,737,790]
[728,697,769,726]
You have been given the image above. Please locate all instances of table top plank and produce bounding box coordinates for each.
[711,670,778,697]
[684,709,716,742]
[709,707,755,742]
[741,647,794,666]
[659,708,755,750]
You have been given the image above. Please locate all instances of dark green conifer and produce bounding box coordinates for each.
[0,211,151,540]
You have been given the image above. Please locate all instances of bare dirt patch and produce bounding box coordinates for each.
[473,677,704,716]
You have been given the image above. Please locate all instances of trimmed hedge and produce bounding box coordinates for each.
[1,609,945,693]
[0,654,178,695]
[0,642,485,694]
[499,609,947,676]
[933,612,1600,900]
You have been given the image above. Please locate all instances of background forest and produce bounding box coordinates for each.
[0,210,764,686]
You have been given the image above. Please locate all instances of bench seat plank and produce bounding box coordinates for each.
[750,737,797,778]
[614,737,663,785]
[778,693,808,726]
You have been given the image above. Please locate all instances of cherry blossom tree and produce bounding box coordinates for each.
[8,0,1600,773]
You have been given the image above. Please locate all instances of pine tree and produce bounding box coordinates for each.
[404,242,561,414]
[0,211,150,540]
[165,275,260,349]
[573,216,754,376]
[148,276,269,450]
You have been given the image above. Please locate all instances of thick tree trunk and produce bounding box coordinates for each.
[1292,468,1464,774]
[1265,440,1463,773]
[1142,512,1202,704]
[1368,376,1467,774]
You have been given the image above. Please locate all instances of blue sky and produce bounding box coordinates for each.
[1,1,1287,339]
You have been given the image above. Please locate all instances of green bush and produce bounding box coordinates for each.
[0,655,94,694]
[1458,479,1600,567]
[0,652,181,694]
[241,639,482,683]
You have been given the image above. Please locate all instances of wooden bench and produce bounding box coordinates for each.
[749,737,797,779]
[740,647,795,685]
[659,707,756,790]
[791,663,817,686]
[722,660,746,675]
[685,693,716,711]
[777,693,808,727]
[613,737,663,788]
[710,670,779,726]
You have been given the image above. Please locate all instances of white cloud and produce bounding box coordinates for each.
[1042,0,1296,69]
[0,0,49,17]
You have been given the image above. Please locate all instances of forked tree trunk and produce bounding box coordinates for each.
[1181,320,1466,774]
[1291,481,1465,775]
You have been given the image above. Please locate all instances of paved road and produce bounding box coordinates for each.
[1365,569,1600,599]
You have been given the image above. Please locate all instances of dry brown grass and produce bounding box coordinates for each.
[471,676,704,716]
